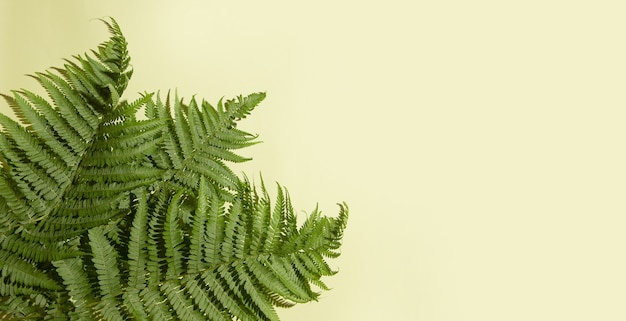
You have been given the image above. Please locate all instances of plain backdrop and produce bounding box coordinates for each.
[2,1,626,320]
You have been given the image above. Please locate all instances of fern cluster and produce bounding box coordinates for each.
[0,19,348,320]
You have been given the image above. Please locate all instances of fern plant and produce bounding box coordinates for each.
[0,18,348,321]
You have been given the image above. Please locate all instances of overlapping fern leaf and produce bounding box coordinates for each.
[144,90,264,202]
[46,178,348,321]
[0,18,348,321]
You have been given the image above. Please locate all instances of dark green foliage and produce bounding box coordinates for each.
[0,19,348,320]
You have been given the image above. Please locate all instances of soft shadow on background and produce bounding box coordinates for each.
[2,1,626,320]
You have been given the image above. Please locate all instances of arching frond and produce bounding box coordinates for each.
[145,92,264,201]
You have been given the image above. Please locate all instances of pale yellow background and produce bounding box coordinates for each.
[2,1,626,320]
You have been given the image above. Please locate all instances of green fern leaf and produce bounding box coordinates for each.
[53,257,95,320]
[0,17,133,234]
[122,289,149,321]
[126,188,149,290]
[160,282,206,321]
[88,228,125,321]
[120,180,346,320]
[163,191,186,279]
[138,286,173,320]
[145,92,264,200]
[0,250,60,296]
[188,176,211,274]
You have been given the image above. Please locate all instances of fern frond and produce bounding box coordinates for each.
[88,228,126,321]
[163,191,186,279]
[0,295,48,320]
[52,257,95,320]
[202,179,227,267]
[138,286,172,320]
[145,92,264,200]
[0,17,132,240]
[25,95,167,242]
[109,179,347,320]
[126,189,149,290]
[0,249,61,297]
[0,17,131,232]
[0,234,81,263]
[122,289,149,321]
[182,277,232,321]
[160,282,206,321]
